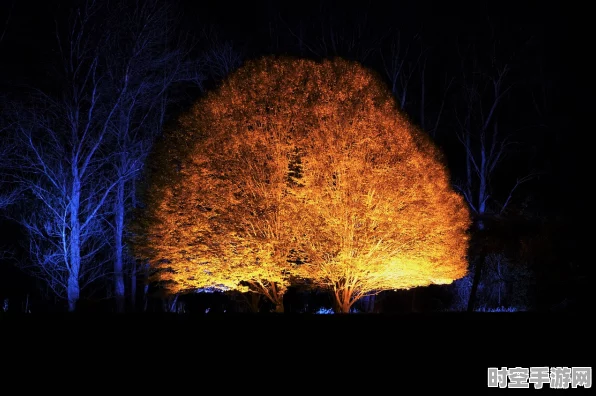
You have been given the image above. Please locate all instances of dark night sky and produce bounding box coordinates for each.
[0,0,583,105]
[0,0,588,305]
[0,0,585,222]
[0,0,586,229]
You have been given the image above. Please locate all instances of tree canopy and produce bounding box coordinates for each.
[133,56,471,312]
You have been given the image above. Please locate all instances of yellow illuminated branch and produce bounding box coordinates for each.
[132,57,471,313]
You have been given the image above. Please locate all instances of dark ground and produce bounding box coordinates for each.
[2,313,590,354]
[1,312,590,390]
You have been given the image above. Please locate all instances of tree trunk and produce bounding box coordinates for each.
[256,282,285,313]
[361,295,376,313]
[337,301,352,313]
[130,179,138,311]
[164,295,178,312]
[143,263,150,312]
[131,259,137,311]
[370,295,376,313]
[68,176,81,313]
[467,220,486,313]
[467,255,484,312]
[334,289,355,313]
[246,293,261,313]
[67,274,80,312]
[269,283,284,313]
[114,179,126,313]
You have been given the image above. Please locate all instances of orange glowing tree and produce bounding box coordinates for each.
[133,56,471,313]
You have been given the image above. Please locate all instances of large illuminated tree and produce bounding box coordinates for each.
[134,57,470,313]
[133,59,311,312]
[289,59,470,312]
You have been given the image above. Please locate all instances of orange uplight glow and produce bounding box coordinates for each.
[133,57,471,312]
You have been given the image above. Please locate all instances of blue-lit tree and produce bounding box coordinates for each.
[201,26,244,81]
[0,123,18,211]
[452,36,539,312]
[10,0,135,311]
[103,0,208,312]
[6,0,243,312]
[380,32,454,141]
[104,4,243,312]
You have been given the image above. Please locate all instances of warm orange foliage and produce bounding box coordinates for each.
[133,56,470,312]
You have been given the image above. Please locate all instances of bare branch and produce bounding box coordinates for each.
[0,0,14,45]
[497,173,539,215]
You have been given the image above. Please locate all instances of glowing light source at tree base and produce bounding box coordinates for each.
[133,56,471,313]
